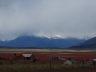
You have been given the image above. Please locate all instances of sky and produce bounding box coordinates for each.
[0,0,96,40]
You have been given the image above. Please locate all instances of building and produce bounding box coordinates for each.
[16,53,35,60]
[63,59,76,65]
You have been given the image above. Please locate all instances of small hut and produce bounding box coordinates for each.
[87,59,96,66]
[17,53,35,60]
[63,59,76,65]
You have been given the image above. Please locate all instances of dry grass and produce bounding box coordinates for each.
[0,49,96,53]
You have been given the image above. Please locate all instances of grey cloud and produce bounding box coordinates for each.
[0,0,96,40]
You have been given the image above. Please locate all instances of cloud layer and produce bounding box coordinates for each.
[0,0,96,40]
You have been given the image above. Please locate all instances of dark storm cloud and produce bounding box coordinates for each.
[0,0,96,40]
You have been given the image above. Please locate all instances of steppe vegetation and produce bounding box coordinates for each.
[0,60,96,72]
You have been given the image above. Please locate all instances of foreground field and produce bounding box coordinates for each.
[0,65,96,72]
[0,60,96,72]
[0,49,96,72]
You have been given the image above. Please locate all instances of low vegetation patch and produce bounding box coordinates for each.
[0,60,96,72]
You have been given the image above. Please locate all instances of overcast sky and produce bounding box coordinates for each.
[0,0,96,40]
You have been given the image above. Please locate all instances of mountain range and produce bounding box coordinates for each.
[0,35,86,48]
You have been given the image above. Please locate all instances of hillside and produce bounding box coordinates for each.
[70,37,96,49]
[0,35,86,48]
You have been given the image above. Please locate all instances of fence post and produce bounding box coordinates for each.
[49,57,53,70]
